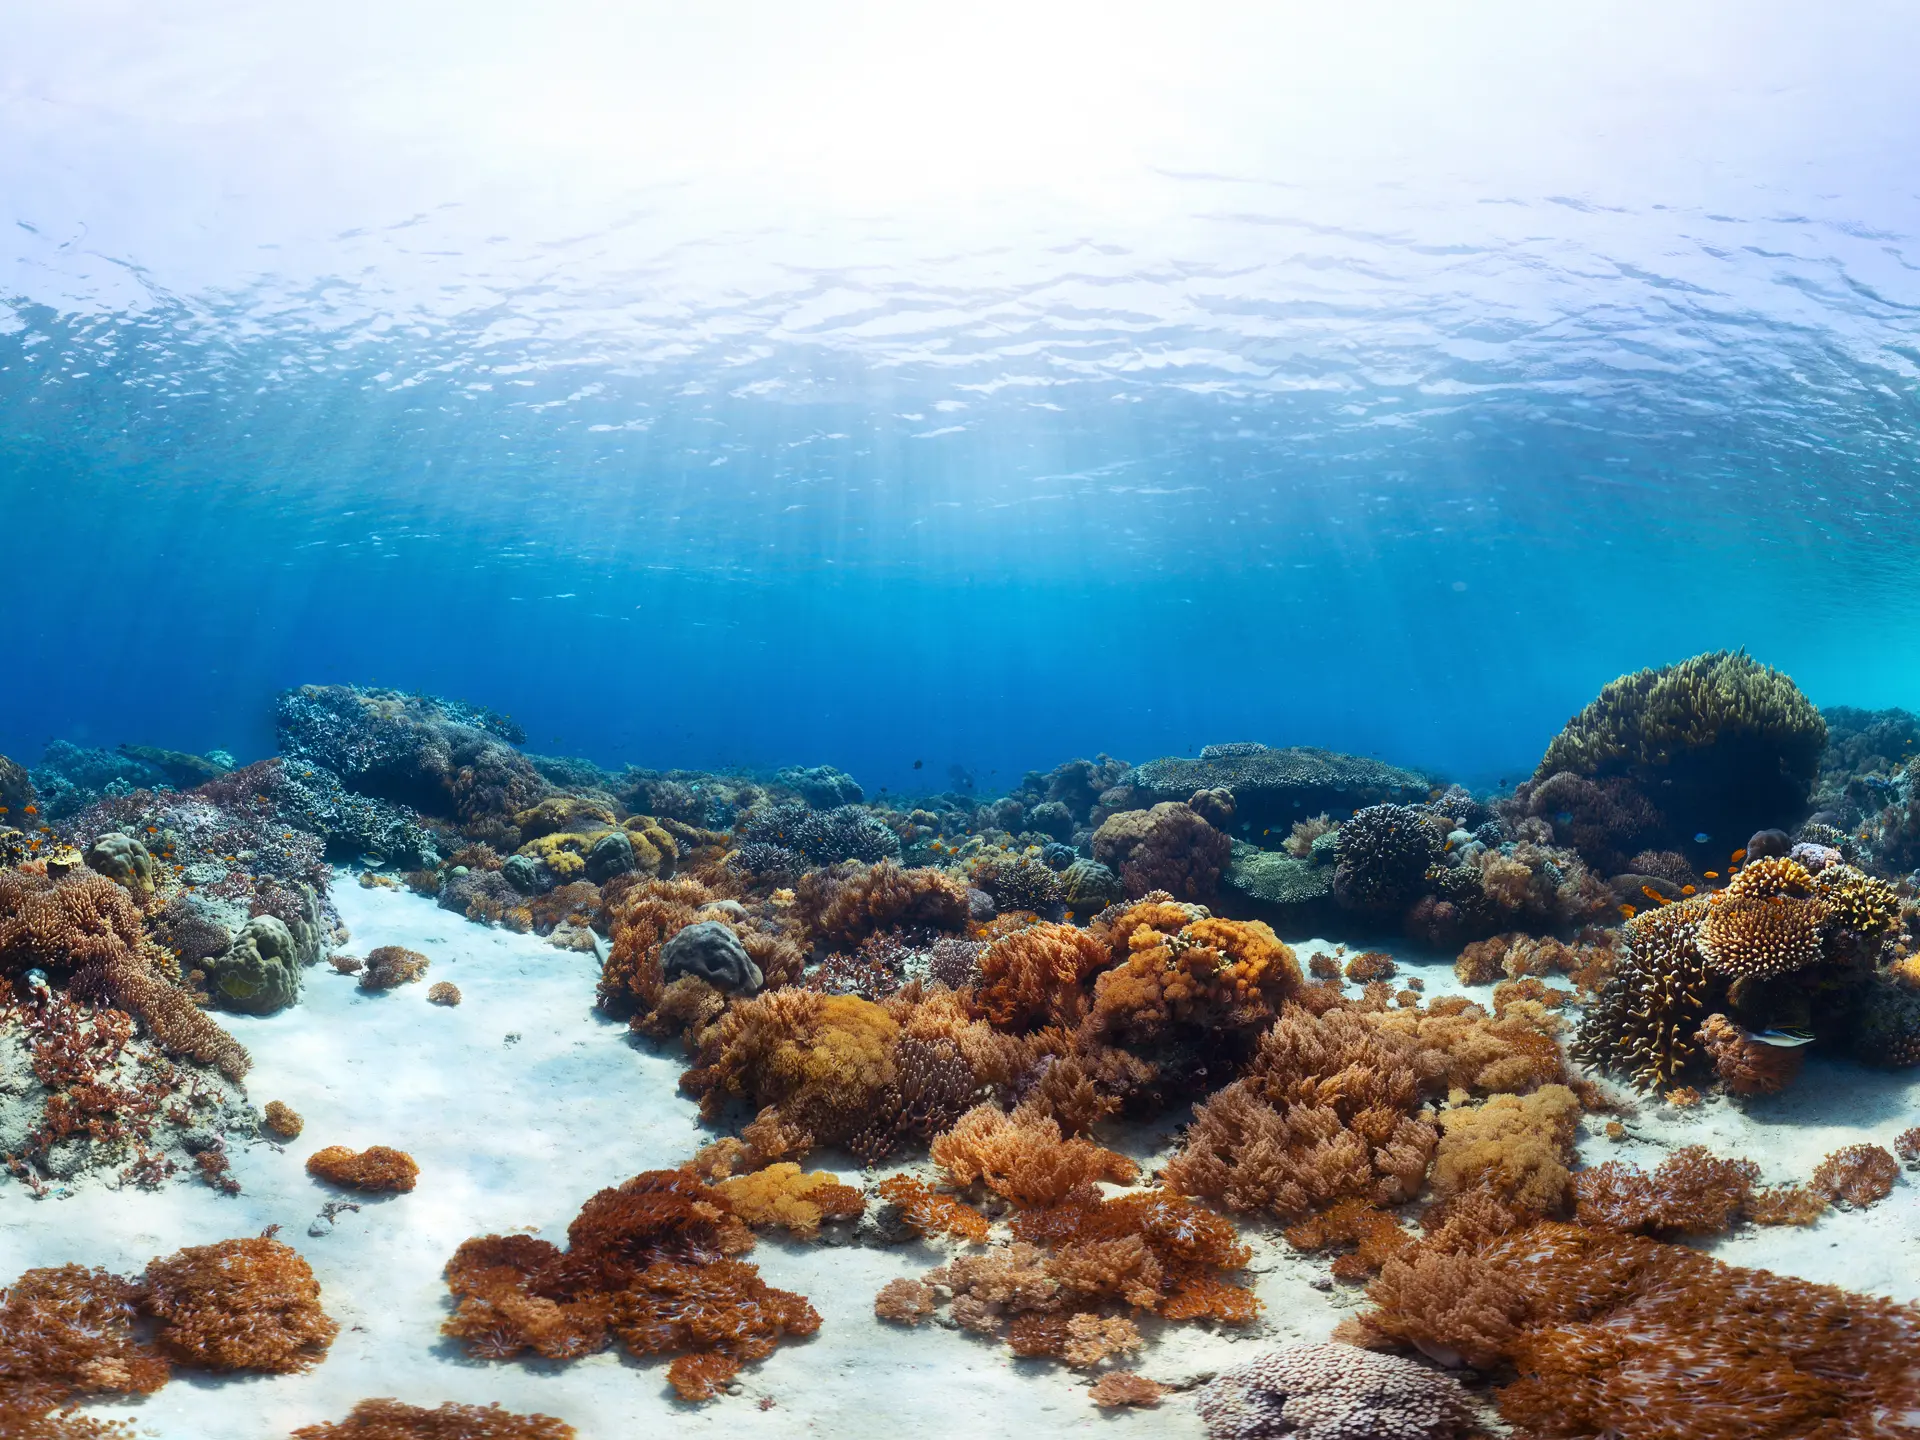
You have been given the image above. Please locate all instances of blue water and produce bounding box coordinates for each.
[6,4,1920,795]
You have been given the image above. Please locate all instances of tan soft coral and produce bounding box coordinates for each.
[1429,1086,1581,1216]
[306,1145,421,1194]
[679,990,900,1159]
[291,1399,577,1439]
[713,1163,866,1237]
[1088,905,1302,1045]
[360,946,429,991]
[1091,803,1231,901]
[930,1104,1138,1207]
[792,860,969,950]
[144,1237,338,1373]
[0,1262,171,1428]
[874,1175,991,1243]
[971,923,1111,1031]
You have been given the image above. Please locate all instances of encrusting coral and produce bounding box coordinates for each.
[441,1169,817,1402]
[1198,1343,1475,1440]
[307,1145,421,1193]
[291,1400,577,1439]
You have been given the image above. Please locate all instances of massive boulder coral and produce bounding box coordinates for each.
[1531,650,1826,858]
[1092,803,1231,901]
[1197,1343,1475,1440]
[1332,804,1442,914]
[202,913,304,1014]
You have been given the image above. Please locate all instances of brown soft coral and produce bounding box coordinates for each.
[144,1237,338,1373]
[1089,1370,1168,1408]
[1572,1145,1759,1235]
[306,1145,421,1194]
[713,1163,865,1237]
[874,1175,991,1243]
[360,946,429,991]
[971,923,1111,1031]
[1089,906,1302,1046]
[441,1170,812,1402]
[1283,1196,1417,1280]
[263,1100,304,1139]
[1429,1086,1581,1216]
[1091,803,1231,901]
[1694,1012,1803,1094]
[0,1262,170,1427]
[1809,1143,1899,1209]
[680,990,899,1159]
[291,1399,577,1439]
[873,1278,937,1326]
[930,1105,1138,1207]
[793,861,969,950]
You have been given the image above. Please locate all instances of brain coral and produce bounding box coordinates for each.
[1196,1343,1474,1440]
[1332,805,1441,913]
[1091,802,1232,901]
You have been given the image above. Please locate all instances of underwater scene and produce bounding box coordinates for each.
[4,5,1920,1437]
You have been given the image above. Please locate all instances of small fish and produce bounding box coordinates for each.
[1693,832,1711,844]
[1704,870,1720,880]
[1730,848,1747,864]
[1680,885,1696,896]
[21,805,36,817]
[912,759,924,770]
[1619,904,1637,919]
[1751,1028,1815,1049]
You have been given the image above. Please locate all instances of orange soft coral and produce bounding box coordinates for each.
[143,1237,338,1373]
[713,1163,865,1237]
[1089,906,1302,1046]
[793,861,969,950]
[441,1170,812,1401]
[930,1104,1138,1207]
[1809,1143,1899,1209]
[0,1262,170,1427]
[263,1100,304,1139]
[1694,1012,1803,1095]
[306,1145,420,1193]
[291,1399,577,1439]
[971,923,1111,1031]
[874,1175,992,1243]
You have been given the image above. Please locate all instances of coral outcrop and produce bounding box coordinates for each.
[1197,1343,1474,1440]
[1092,803,1231,901]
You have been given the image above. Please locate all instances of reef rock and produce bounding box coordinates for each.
[0,755,33,818]
[117,743,231,787]
[1127,744,1431,838]
[660,920,764,994]
[500,853,547,895]
[206,915,303,1015]
[776,765,864,808]
[587,829,636,883]
[84,832,157,902]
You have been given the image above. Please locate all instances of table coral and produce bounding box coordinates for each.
[1091,802,1232,901]
[144,1236,338,1373]
[441,1170,816,1403]
[1197,1343,1475,1440]
[307,1145,420,1193]
[291,1399,577,1439]
[359,945,429,991]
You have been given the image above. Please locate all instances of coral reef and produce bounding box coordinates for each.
[307,1145,421,1193]
[441,1170,817,1402]
[1126,746,1429,837]
[291,1400,577,1440]
[144,1236,338,1372]
[1091,803,1231,901]
[793,861,969,950]
[1197,1343,1474,1440]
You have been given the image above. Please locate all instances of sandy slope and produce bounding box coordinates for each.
[0,878,1908,1438]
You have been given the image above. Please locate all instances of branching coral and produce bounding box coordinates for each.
[1698,861,1826,978]
[307,1145,420,1193]
[712,1163,865,1237]
[1197,1343,1475,1440]
[291,1400,578,1439]
[144,1237,338,1373]
[930,1105,1138,1207]
[1572,899,1713,1091]
[360,946,429,991]
[1091,802,1231,901]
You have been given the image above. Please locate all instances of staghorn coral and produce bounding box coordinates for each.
[1694,1012,1802,1094]
[930,1104,1138,1207]
[971,922,1111,1032]
[263,1101,305,1139]
[427,981,461,1006]
[712,1163,865,1237]
[1197,1343,1475,1440]
[442,1170,814,1401]
[1809,1143,1899,1209]
[680,990,899,1159]
[874,1277,937,1326]
[1429,1086,1582,1217]
[1572,1145,1759,1236]
[874,1175,991,1244]
[1332,805,1441,912]
[291,1400,577,1439]
[307,1145,420,1193]
[144,1237,338,1373]
[1089,1370,1168,1408]
[792,861,969,950]
[1353,1219,1920,1440]
[360,946,429,991]
[1091,802,1231,901]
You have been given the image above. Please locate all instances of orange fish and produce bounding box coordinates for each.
[1619,904,1637,919]
[21,805,36,817]
[1730,848,1747,863]
[1704,871,1720,880]
[1640,885,1669,905]
[1680,885,1696,896]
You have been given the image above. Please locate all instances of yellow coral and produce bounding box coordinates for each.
[1429,1085,1581,1215]
[713,1163,865,1237]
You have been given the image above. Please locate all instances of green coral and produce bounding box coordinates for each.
[205,915,303,1015]
[1222,842,1334,908]
[1537,650,1826,783]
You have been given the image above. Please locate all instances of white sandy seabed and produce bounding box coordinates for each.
[3,874,1913,1439]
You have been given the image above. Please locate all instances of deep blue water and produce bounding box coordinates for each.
[6,3,1920,796]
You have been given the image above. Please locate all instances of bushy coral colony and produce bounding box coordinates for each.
[1,656,1918,1436]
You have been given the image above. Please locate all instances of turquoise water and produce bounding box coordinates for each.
[6,4,1920,792]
